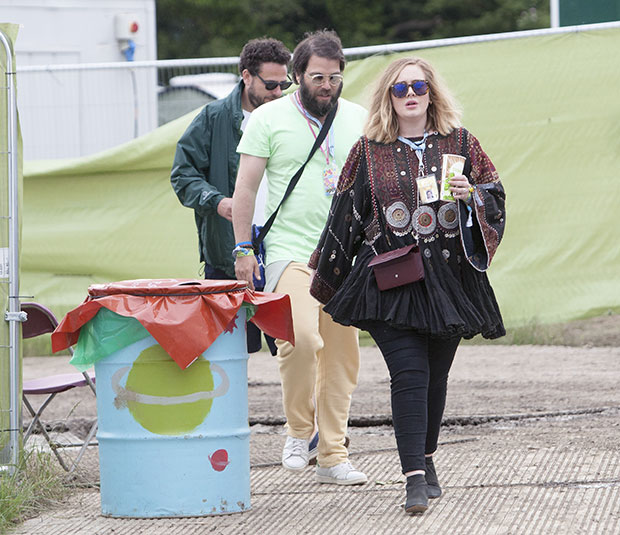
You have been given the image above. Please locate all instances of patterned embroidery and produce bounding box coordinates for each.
[385,201,410,228]
[438,203,458,230]
[352,204,363,223]
[363,219,381,246]
[309,130,506,307]
[413,206,436,236]
[337,139,363,193]
[327,228,352,262]
[361,134,503,266]
[384,201,412,236]
[466,131,500,185]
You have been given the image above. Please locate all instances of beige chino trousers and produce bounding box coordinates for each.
[274,262,360,467]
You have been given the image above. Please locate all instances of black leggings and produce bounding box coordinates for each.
[367,324,460,474]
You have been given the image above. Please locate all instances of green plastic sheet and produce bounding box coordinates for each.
[70,308,150,371]
[21,26,620,329]
[70,303,256,371]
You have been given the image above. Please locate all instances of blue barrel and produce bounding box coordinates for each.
[94,307,250,517]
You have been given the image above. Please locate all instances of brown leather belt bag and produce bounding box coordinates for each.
[368,244,424,291]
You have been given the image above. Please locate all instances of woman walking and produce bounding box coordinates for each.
[309,57,506,514]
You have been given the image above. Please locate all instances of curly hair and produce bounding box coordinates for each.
[292,30,345,84]
[365,57,462,143]
[239,38,291,75]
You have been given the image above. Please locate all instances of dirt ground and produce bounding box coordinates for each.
[557,313,620,346]
[22,343,620,441]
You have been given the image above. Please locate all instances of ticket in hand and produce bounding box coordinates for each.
[440,154,466,202]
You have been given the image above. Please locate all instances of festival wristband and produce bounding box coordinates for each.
[235,241,252,248]
[232,246,255,259]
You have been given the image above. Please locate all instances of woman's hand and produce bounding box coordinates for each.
[448,174,473,202]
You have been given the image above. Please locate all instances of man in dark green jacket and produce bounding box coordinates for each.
[170,38,291,282]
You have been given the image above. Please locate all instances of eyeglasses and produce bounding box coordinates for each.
[390,80,430,98]
[256,72,293,91]
[305,73,344,87]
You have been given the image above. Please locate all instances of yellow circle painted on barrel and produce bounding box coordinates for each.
[125,345,214,435]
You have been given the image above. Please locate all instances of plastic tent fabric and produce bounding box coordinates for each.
[22,26,620,328]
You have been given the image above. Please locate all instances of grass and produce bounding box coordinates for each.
[464,320,561,346]
[0,450,70,534]
[28,315,612,354]
[24,314,620,355]
[358,323,559,348]
[359,313,620,348]
[23,335,71,358]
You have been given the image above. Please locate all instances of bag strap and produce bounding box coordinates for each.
[252,102,339,251]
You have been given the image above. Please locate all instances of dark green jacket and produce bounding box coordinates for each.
[170,81,245,277]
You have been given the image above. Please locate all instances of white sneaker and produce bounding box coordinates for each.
[282,436,310,471]
[316,461,368,485]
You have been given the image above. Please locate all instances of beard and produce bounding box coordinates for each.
[299,79,342,118]
[247,85,269,109]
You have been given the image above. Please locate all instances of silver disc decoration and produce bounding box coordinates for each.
[438,203,459,230]
[412,205,436,236]
[384,201,412,236]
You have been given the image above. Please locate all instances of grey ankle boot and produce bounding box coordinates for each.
[405,474,428,514]
[425,456,442,498]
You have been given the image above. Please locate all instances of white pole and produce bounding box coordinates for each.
[550,0,560,28]
[0,28,21,477]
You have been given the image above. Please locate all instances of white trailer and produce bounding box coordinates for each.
[1,0,157,160]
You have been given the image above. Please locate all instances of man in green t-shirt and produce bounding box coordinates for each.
[233,30,367,485]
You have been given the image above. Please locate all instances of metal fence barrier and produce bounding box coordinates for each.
[15,20,620,161]
[1,27,21,477]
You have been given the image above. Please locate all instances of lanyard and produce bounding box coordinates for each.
[398,131,428,176]
[292,91,335,164]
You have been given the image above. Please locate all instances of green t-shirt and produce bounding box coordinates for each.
[237,94,366,265]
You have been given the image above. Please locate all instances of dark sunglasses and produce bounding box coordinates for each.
[390,80,430,98]
[256,72,293,91]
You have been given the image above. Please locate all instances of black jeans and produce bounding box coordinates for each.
[367,323,460,474]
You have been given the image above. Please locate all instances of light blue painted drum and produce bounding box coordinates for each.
[94,307,250,517]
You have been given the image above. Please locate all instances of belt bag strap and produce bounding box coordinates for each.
[252,103,338,252]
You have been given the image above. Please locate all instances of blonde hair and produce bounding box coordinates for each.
[364,57,462,143]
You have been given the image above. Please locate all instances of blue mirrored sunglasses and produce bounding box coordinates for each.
[390,80,429,98]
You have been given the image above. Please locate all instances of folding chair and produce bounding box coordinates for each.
[21,302,97,473]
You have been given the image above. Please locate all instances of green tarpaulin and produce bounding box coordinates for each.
[22,26,620,329]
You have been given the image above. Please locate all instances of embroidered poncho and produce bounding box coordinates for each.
[309,128,506,340]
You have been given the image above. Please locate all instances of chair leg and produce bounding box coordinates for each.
[23,388,98,474]
[22,393,71,472]
[23,393,56,442]
[67,420,98,473]
[22,395,38,441]
[31,422,72,472]
[84,373,96,395]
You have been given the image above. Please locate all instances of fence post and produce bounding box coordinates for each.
[0,26,22,477]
